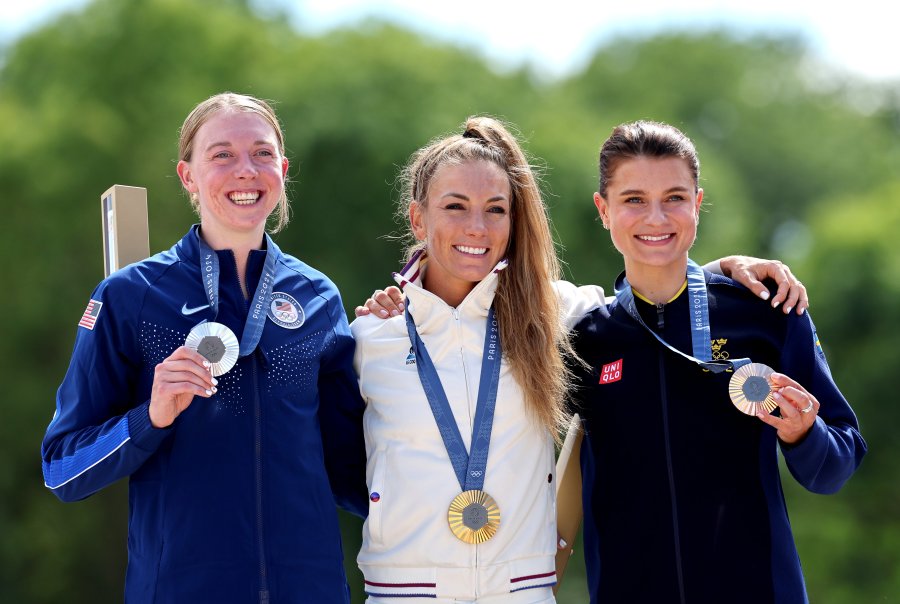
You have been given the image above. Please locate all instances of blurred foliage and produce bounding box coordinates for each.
[1,0,897,601]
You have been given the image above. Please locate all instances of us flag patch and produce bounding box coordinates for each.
[78,299,103,330]
[600,359,622,384]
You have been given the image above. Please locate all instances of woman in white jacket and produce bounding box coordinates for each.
[351,117,602,603]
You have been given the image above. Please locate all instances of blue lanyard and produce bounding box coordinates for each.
[614,259,749,374]
[197,231,279,357]
[405,305,501,492]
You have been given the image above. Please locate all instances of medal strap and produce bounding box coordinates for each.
[614,259,749,374]
[405,304,502,492]
[198,232,280,357]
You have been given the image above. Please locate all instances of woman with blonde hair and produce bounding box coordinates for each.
[42,92,366,603]
[352,116,604,603]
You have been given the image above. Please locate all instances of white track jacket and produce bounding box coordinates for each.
[351,253,605,601]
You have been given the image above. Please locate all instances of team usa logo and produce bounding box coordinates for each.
[599,359,622,384]
[267,292,305,329]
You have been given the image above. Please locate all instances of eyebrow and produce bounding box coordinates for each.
[205,140,274,151]
[617,186,691,196]
[441,192,508,202]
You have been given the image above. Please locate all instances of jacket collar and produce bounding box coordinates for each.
[175,224,281,268]
[392,249,508,327]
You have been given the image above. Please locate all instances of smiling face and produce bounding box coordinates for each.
[410,159,512,307]
[176,109,289,249]
[595,155,703,283]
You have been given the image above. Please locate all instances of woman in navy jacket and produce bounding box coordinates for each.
[41,93,366,603]
[571,120,866,603]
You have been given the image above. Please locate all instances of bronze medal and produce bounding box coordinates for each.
[729,362,777,415]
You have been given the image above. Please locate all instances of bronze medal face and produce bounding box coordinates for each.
[729,362,777,415]
[185,321,239,377]
[448,490,500,544]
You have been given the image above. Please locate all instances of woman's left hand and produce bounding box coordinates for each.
[756,372,819,444]
[719,255,809,315]
[355,286,404,318]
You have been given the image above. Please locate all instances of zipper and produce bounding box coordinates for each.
[453,307,480,596]
[233,253,250,300]
[656,304,686,604]
[251,340,269,602]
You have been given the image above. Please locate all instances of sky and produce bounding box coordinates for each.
[1,0,898,82]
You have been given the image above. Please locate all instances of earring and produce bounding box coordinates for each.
[602,220,609,230]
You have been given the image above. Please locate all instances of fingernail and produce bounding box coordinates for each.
[772,300,781,308]
[211,386,217,394]
[203,360,211,368]
[558,538,568,548]
[205,389,213,396]
[760,291,770,300]
[399,302,405,311]
[379,310,388,317]
[773,391,782,400]
[211,377,218,386]
[785,306,792,314]
[390,310,399,317]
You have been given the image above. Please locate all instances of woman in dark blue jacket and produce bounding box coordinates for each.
[571,120,866,604]
[41,93,367,603]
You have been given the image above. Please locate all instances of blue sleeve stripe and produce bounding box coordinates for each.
[43,416,131,490]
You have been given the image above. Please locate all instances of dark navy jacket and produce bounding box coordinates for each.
[571,271,866,604]
[42,226,367,603]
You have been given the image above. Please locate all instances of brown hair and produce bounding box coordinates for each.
[398,116,574,441]
[178,92,290,232]
[598,120,700,197]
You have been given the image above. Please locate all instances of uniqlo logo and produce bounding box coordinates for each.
[599,359,622,384]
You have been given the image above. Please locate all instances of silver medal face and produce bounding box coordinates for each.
[185,321,239,377]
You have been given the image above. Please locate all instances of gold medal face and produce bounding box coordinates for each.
[729,362,777,415]
[448,490,500,544]
[185,321,239,377]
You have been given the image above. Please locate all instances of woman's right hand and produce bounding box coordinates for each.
[354,286,404,318]
[148,346,217,428]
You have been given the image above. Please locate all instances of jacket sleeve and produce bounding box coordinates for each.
[41,278,172,502]
[553,280,609,330]
[317,291,369,518]
[778,312,867,494]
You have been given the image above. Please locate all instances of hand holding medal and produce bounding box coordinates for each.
[184,322,240,377]
[148,343,220,429]
[754,372,821,444]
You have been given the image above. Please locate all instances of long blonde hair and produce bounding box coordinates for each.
[398,116,574,441]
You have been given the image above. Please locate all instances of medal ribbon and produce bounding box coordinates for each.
[405,305,501,492]
[197,231,279,357]
[614,259,749,374]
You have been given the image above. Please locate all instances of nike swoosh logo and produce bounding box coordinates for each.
[181,303,210,316]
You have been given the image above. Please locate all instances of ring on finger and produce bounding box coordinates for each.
[800,400,814,414]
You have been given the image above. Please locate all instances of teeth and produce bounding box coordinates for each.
[229,191,259,205]
[456,245,488,255]
[638,234,672,242]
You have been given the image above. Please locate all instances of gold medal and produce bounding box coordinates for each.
[729,362,777,415]
[185,321,239,377]
[448,489,501,544]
